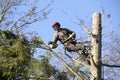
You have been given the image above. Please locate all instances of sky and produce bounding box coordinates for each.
[28,0,120,43]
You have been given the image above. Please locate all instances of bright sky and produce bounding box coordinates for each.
[28,0,120,43]
[26,0,120,57]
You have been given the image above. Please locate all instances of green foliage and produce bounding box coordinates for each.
[53,71,68,80]
[0,30,32,80]
[31,36,44,45]
[29,56,53,79]
[29,55,70,80]
[0,30,68,80]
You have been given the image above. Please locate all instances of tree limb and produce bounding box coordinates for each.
[56,48,90,69]
[49,50,83,80]
[38,44,83,80]
[102,63,120,68]
[0,0,22,22]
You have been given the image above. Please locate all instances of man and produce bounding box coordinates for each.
[48,22,88,57]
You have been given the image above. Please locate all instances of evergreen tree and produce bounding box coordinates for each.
[0,30,32,80]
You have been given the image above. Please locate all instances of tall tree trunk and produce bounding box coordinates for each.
[90,12,102,80]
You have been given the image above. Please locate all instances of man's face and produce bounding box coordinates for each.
[53,26,60,31]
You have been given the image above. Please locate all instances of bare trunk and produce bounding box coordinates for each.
[90,12,102,80]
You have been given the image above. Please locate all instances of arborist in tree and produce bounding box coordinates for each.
[48,22,89,58]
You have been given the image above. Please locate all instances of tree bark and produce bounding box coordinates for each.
[90,12,102,80]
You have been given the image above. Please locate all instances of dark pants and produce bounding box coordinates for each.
[65,42,90,57]
[65,42,84,52]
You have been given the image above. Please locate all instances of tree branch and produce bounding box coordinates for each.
[102,63,120,68]
[49,50,83,80]
[37,44,83,80]
[74,16,93,40]
[56,48,90,69]
[0,0,22,22]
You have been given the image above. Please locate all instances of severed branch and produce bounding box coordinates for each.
[49,50,83,80]
[37,44,83,80]
[56,48,90,69]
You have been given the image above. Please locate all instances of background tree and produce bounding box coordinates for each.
[0,0,55,80]
[0,30,32,80]
[103,33,120,80]
[0,0,52,31]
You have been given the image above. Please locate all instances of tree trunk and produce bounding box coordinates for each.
[90,12,102,80]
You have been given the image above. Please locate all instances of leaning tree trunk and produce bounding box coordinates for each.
[90,12,102,80]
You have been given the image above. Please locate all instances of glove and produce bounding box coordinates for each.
[48,41,58,49]
[48,41,53,45]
